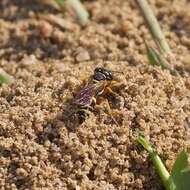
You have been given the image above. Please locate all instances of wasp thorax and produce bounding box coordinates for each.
[93,67,113,81]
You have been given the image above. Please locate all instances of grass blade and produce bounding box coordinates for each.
[0,69,14,85]
[138,135,175,190]
[145,43,178,75]
[55,0,89,25]
[136,0,171,54]
[66,0,89,25]
[146,43,161,66]
[170,150,190,190]
[55,0,65,6]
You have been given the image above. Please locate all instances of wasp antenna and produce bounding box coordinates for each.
[111,70,124,74]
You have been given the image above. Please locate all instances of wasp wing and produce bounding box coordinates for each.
[72,82,104,107]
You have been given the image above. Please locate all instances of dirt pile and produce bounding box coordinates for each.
[0,0,190,189]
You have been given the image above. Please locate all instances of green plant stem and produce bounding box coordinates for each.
[145,42,178,75]
[55,0,89,25]
[151,152,175,190]
[136,0,171,54]
[0,69,14,85]
[67,0,89,24]
[55,0,65,7]
[138,136,175,190]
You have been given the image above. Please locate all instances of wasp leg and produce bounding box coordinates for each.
[91,97,97,106]
[111,80,117,85]
[104,99,119,126]
[105,87,118,97]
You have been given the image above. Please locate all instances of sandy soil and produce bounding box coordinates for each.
[0,0,190,189]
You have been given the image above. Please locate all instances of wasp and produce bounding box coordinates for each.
[71,67,120,123]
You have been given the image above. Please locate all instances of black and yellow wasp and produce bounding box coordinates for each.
[70,67,120,123]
